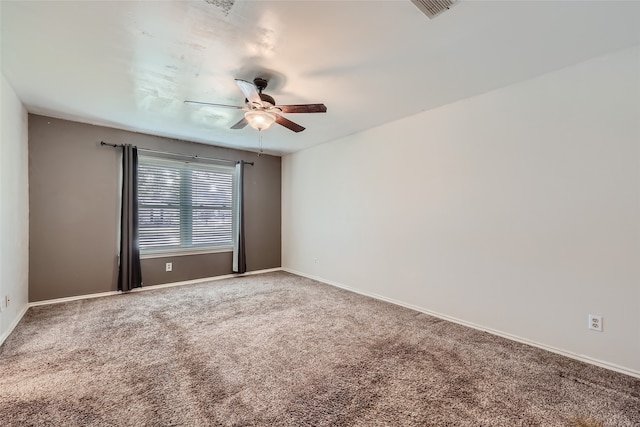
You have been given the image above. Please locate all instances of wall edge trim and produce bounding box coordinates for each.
[0,304,29,347]
[282,268,640,379]
[28,267,283,307]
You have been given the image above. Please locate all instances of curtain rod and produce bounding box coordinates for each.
[100,141,254,166]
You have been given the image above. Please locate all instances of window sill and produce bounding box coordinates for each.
[140,246,233,259]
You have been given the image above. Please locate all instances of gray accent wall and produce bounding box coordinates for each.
[28,114,281,302]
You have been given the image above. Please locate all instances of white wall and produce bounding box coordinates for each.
[0,73,29,344]
[282,46,640,375]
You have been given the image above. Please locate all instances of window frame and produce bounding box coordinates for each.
[137,153,236,257]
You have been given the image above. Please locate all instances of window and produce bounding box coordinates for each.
[137,154,235,254]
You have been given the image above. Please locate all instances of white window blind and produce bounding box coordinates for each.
[137,155,234,253]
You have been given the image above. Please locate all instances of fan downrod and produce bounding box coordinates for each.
[254,78,268,93]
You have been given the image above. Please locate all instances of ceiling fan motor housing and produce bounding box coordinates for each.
[244,93,276,105]
[244,93,275,107]
[259,93,275,106]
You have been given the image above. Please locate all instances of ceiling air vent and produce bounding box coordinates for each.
[410,0,456,19]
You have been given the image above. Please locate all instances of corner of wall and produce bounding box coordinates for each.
[0,72,30,345]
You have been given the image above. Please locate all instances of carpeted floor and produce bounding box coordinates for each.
[1,271,638,426]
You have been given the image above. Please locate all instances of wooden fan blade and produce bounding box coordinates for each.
[184,100,244,109]
[235,79,263,107]
[276,104,327,114]
[230,117,248,130]
[275,114,305,133]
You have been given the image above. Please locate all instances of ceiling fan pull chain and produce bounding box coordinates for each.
[257,131,264,156]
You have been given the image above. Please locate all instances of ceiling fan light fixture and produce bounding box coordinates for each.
[244,110,276,131]
[185,77,325,133]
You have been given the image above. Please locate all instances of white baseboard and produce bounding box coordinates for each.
[282,268,640,379]
[29,267,283,308]
[0,304,29,347]
[29,290,121,307]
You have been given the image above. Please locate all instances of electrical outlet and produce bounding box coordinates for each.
[165,262,172,272]
[588,314,603,332]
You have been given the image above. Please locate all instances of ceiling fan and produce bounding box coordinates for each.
[185,78,327,133]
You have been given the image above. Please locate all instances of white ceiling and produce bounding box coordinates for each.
[2,1,640,155]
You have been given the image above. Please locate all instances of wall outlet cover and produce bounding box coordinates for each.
[588,314,603,332]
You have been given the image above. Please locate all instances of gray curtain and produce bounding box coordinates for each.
[117,144,142,291]
[233,161,246,274]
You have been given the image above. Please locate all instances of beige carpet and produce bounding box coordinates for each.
[1,271,638,426]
